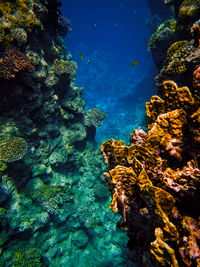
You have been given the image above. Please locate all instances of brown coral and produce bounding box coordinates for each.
[150,228,179,267]
[0,47,35,79]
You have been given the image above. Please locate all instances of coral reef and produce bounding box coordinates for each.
[0,137,28,162]
[84,108,108,128]
[13,248,42,267]
[0,0,129,266]
[148,19,177,68]
[0,47,35,79]
[0,0,46,48]
[101,1,200,265]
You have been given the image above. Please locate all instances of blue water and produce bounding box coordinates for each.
[62,0,158,144]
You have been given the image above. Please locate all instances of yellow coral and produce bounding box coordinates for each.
[146,81,194,122]
[105,165,137,219]
[146,109,187,160]
[150,228,179,266]
[0,0,46,46]
[0,137,28,163]
[146,95,166,121]
[157,41,192,82]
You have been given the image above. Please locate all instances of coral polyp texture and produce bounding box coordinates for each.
[0,47,35,79]
[0,137,28,163]
[101,1,200,265]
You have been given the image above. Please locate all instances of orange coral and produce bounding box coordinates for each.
[179,216,200,266]
[104,166,137,220]
[146,81,195,122]
[191,24,200,47]
[146,109,187,160]
[0,47,35,79]
[193,65,200,90]
[163,160,200,194]
[101,77,200,265]
[150,228,179,267]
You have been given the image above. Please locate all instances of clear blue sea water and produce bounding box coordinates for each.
[62,0,159,145]
[57,1,166,265]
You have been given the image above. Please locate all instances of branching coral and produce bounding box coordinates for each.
[0,47,35,79]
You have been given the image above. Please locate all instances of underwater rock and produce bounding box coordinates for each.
[0,1,116,263]
[71,230,89,249]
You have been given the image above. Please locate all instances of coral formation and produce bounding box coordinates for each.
[156,40,193,83]
[101,1,200,263]
[148,19,177,67]
[0,47,35,79]
[0,0,128,266]
[0,137,28,163]
[101,0,200,266]
[84,108,108,128]
[13,248,42,267]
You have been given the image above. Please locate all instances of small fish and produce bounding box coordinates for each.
[131,61,138,67]
[79,53,83,60]
[93,24,97,28]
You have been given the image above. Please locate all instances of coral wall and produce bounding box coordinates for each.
[101,1,200,266]
[0,1,130,266]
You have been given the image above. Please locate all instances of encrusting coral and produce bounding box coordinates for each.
[0,137,28,163]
